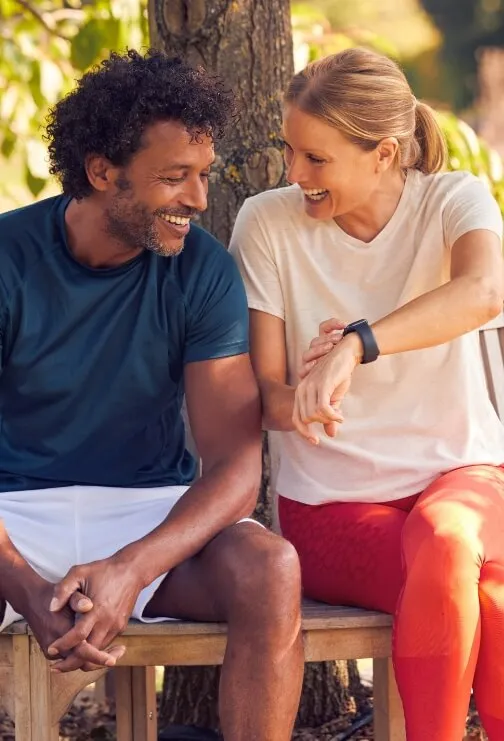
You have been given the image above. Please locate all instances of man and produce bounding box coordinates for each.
[0,50,303,740]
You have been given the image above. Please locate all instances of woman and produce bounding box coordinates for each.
[230,48,504,741]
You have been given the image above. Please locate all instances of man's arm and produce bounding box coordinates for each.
[47,352,263,669]
[116,351,263,584]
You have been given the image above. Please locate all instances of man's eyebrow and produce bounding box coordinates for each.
[157,159,216,173]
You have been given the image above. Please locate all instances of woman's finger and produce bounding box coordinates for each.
[292,393,319,445]
[298,360,316,380]
[319,318,346,336]
[302,343,334,364]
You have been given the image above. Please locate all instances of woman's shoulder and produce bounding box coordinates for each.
[240,184,304,221]
[412,168,490,202]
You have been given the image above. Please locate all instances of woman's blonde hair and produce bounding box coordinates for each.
[285,47,446,174]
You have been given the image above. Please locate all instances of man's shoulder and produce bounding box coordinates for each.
[0,195,64,233]
[179,223,237,277]
[0,196,65,272]
[184,222,226,256]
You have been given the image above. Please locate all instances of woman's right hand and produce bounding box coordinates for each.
[298,318,346,379]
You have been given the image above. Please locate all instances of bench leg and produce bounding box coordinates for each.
[29,641,59,741]
[373,657,406,741]
[29,638,109,741]
[115,666,157,741]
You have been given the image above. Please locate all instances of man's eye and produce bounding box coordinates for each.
[161,176,184,184]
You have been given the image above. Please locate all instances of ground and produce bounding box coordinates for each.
[0,688,489,740]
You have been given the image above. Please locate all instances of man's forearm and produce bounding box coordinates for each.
[112,450,262,588]
[0,522,44,614]
[260,379,295,432]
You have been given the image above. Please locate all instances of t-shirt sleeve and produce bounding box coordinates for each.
[443,177,503,248]
[229,198,285,320]
[183,246,250,364]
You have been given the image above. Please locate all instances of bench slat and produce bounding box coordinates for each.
[3,602,392,639]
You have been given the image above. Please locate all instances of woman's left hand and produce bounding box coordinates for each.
[293,334,361,444]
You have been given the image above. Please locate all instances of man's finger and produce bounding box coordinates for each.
[81,645,127,673]
[51,642,124,673]
[49,569,84,612]
[69,591,94,614]
[48,612,96,655]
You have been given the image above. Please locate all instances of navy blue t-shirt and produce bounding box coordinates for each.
[0,196,249,492]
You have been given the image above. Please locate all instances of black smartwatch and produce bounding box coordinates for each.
[342,319,380,364]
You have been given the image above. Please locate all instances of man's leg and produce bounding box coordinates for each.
[144,521,304,741]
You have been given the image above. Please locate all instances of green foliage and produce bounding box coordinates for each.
[0,0,148,202]
[419,0,504,109]
[438,111,504,215]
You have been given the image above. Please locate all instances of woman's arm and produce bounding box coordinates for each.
[371,229,503,354]
[294,228,504,441]
[249,309,295,431]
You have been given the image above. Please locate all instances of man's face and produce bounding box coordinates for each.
[104,120,215,257]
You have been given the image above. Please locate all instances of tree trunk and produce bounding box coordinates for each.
[149,0,368,732]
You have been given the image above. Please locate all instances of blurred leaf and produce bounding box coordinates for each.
[40,59,65,104]
[1,133,16,159]
[71,17,121,71]
[25,166,46,197]
[0,0,148,202]
[26,139,50,180]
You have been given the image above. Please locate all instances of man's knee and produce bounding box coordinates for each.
[210,522,302,634]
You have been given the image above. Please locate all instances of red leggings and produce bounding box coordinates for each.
[278,465,504,741]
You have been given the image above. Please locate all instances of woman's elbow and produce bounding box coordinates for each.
[477,276,504,321]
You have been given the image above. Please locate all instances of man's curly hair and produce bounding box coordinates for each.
[45,49,235,200]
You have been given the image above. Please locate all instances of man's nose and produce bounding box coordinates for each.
[181,178,208,213]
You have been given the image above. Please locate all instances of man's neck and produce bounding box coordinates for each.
[64,197,141,269]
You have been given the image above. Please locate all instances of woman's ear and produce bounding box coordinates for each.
[375,137,399,173]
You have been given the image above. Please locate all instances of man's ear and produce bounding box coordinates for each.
[375,137,399,173]
[84,154,119,193]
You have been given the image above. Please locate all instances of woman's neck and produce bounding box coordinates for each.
[334,168,408,243]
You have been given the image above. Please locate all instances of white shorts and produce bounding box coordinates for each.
[0,484,239,631]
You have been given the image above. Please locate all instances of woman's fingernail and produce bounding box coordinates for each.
[47,647,58,657]
[49,598,59,612]
[105,657,117,667]
[77,598,90,610]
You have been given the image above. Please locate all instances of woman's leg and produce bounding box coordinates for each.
[394,465,504,741]
[278,495,413,615]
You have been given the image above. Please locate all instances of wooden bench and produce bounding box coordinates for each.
[1,313,504,741]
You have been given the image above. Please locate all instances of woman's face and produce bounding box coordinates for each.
[282,104,383,221]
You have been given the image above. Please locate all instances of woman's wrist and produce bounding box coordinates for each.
[337,333,363,367]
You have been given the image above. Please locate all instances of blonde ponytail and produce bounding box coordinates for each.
[412,100,447,174]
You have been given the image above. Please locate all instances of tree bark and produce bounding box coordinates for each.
[148,0,292,244]
[149,0,368,732]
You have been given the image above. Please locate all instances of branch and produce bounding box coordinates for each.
[15,0,72,40]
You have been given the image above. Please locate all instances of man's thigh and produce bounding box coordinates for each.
[143,520,299,622]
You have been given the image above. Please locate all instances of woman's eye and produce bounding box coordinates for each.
[307,154,326,164]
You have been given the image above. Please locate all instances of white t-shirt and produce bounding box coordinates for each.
[230,169,504,504]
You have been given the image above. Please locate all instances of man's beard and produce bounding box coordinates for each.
[105,177,186,258]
